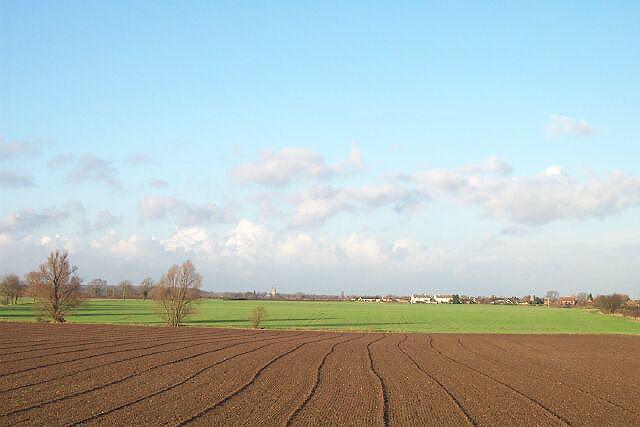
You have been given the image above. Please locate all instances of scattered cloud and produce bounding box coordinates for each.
[291,184,417,227]
[48,154,75,168]
[412,160,640,225]
[461,156,513,176]
[91,210,122,231]
[0,202,83,235]
[3,138,640,295]
[233,146,364,186]
[546,114,595,136]
[90,230,155,260]
[0,169,34,188]
[149,178,169,188]
[161,226,218,258]
[126,153,153,165]
[138,195,234,226]
[223,220,273,262]
[67,155,123,190]
[500,226,529,237]
[160,220,446,272]
[0,139,42,161]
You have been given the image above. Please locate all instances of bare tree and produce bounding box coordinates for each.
[250,306,268,329]
[596,294,628,314]
[152,261,201,327]
[119,280,133,300]
[88,278,107,298]
[545,290,559,303]
[576,292,589,305]
[139,277,154,300]
[32,250,82,323]
[0,274,22,305]
[25,271,42,303]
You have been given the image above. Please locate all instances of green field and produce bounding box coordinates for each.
[1,299,639,334]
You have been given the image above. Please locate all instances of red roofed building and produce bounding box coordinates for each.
[559,296,577,306]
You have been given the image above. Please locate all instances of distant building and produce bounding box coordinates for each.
[357,296,383,303]
[270,287,277,297]
[558,296,576,306]
[460,295,477,304]
[410,293,455,304]
[434,294,453,304]
[410,294,436,304]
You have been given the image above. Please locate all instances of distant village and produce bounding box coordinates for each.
[6,276,634,314]
[204,288,639,311]
[357,293,582,306]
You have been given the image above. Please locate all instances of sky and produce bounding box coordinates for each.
[1,1,639,296]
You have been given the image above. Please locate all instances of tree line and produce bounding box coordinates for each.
[0,250,201,326]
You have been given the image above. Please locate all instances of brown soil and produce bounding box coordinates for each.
[1,323,639,426]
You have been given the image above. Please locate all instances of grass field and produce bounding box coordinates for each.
[1,298,639,334]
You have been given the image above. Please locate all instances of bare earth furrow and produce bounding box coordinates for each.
[367,334,390,427]
[1,323,639,426]
[68,333,312,426]
[289,333,386,426]
[0,327,229,357]
[0,330,241,377]
[0,332,293,421]
[395,335,477,426]
[429,336,571,425]
[458,337,640,418]
[479,336,640,399]
[285,334,363,426]
[0,331,261,394]
[178,333,341,426]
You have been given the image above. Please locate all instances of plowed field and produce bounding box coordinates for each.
[1,323,639,426]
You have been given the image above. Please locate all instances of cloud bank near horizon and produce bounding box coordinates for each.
[1,141,639,297]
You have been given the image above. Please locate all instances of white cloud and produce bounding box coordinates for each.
[48,154,74,168]
[156,220,448,276]
[0,139,41,161]
[546,114,595,136]
[544,165,566,177]
[0,169,34,188]
[291,184,415,227]
[0,202,83,235]
[126,153,153,165]
[37,233,81,253]
[91,210,122,231]
[338,234,388,264]
[90,230,153,260]
[67,155,123,190]
[275,233,335,265]
[138,196,233,226]
[161,226,218,259]
[233,146,364,186]
[461,156,513,176]
[413,161,640,225]
[162,220,277,264]
[332,146,364,174]
[224,220,273,261]
[149,178,169,188]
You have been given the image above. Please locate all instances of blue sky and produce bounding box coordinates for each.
[1,1,639,296]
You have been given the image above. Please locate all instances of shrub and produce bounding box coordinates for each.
[251,306,268,329]
[595,294,628,314]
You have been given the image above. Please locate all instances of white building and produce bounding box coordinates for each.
[434,294,453,304]
[410,294,437,304]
